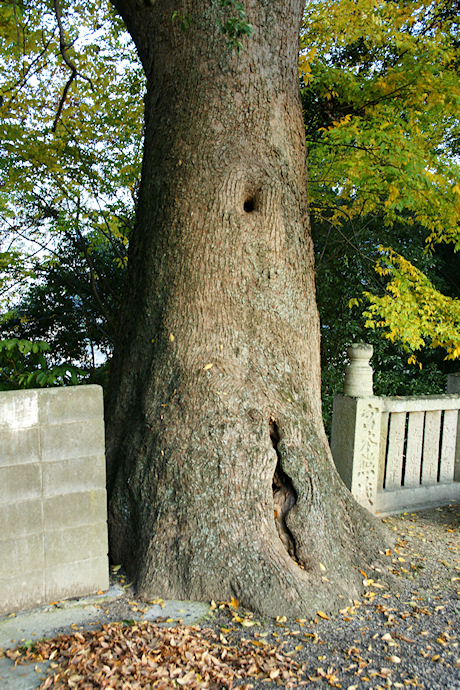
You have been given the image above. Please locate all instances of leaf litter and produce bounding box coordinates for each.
[5,621,304,689]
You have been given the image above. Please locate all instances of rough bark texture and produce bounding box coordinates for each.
[106,0,388,619]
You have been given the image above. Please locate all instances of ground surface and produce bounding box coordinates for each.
[0,503,459,689]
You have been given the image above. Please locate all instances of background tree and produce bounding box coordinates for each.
[314,210,458,435]
[0,0,141,380]
[301,0,460,362]
[1,230,126,382]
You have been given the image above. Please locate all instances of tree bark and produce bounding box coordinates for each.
[106,0,388,618]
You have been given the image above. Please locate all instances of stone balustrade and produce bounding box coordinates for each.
[331,344,460,515]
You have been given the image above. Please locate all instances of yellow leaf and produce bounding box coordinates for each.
[319,563,326,572]
[169,333,174,341]
[203,363,213,370]
[148,598,165,607]
[317,611,330,620]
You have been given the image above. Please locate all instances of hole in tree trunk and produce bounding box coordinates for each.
[244,197,255,213]
[243,188,261,213]
[270,419,298,559]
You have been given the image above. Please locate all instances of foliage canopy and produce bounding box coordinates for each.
[0,0,459,393]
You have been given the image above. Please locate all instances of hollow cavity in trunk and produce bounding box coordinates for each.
[270,418,298,559]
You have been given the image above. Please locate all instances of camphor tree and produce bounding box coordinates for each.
[105,0,386,619]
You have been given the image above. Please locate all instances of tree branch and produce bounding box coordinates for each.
[52,0,94,132]
[52,71,76,133]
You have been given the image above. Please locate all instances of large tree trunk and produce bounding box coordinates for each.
[106,0,387,618]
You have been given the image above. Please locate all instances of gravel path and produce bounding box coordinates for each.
[3,503,459,689]
[214,503,459,689]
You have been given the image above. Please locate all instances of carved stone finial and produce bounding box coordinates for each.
[343,343,374,397]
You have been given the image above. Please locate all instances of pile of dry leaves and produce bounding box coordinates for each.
[6,620,305,689]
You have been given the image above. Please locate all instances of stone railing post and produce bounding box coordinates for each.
[331,343,382,513]
[343,342,374,397]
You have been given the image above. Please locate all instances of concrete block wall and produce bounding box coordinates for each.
[0,385,109,615]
